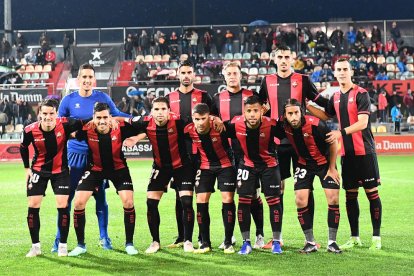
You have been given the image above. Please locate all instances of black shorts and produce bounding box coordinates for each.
[341,154,381,190]
[27,170,70,197]
[195,166,236,194]
[77,167,134,192]
[170,155,198,190]
[237,164,281,197]
[294,163,340,191]
[277,144,298,180]
[148,163,194,192]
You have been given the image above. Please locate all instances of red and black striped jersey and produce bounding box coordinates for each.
[211,88,255,158]
[129,113,190,169]
[277,115,330,167]
[259,73,328,145]
[20,117,83,175]
[326,85,376,156]
[225,116,279,168]
[77,121,140,172]
[166,88,213,125]
[184,121,233,169]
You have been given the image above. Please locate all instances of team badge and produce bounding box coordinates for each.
[112,136,117,141]
[56,132,62,138]
[168,128,174,133]
[195,180,199,187]
[237,180,242,188]
[260,132,265,138]
[212,137,218,142]
[292,81,298,88]
[75,103,80,108]
[192,98,198,102]
[28,183,33,190]
[349,97,354,103]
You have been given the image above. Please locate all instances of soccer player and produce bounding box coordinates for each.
[20,98,84,257]
[277,99,342,254]
[68,103,139,256]
[324,58,382,250]
[165,60,213,248]
[126,97,196,253]
[211,61,264,249]
[184,103,236,254]
[224,95,283,255]
[258,45,328,247]
[55,63,130,251]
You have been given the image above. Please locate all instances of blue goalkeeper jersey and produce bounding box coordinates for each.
[58,90,131,154]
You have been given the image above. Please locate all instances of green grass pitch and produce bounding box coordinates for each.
[0,155,413,275]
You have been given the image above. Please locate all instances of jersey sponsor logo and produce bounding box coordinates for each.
[88,138,99,142]
[193,139,202,143]
[34,138,46,142]
[220,98,231,102]
[269,83,278,87]
[75,103,81,108]
[236,132,247,136]
[170,99,180,103]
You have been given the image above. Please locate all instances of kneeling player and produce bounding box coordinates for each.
[278,99,341,253]
[126,97,195,254]
[185,103,236,254]
[69,103,140,256]
[225,95,283,255]
[20,98,85,257]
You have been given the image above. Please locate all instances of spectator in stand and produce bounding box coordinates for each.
[117,96,131,114]
[368,43,380,56]
[350,41,366,57]
[14,32,26,60]
[385,38,398,56]
[375,71,388,80]
[132,33,139,57]
[346,26,357,50]
[367,66,376,80]
[397,58,407,73]
[356,27,367,45]
[135,59,149,82]
[7,56,17,68]
[139,30,150,56]
[0,99,8,136]
[329,26,344,55]
[367,55,378,72]
[23,113,35,128]
[20,101,30,123]
[378,90,388,123]
[403,89,414,116]
[39,32,50,54]
[311,66,322,82]
[63,33,72,61]
[0,57,6,66]
[124,35,134,60]
[225,30,234,54]
[202,31,212,56]
[315,29,328,51]
[370,25,382,45]
[24,48,36,64]
[390,21,402,46]
[265,27,275,53]
[143,91,155,115]
[389,90,402,115]
[320,63,334,82]
[190,30,198,56]
[159,32,168,56]
[1,37,11,59]
[213,29,225,55]
[169,31,179,51]
[239,26,250,54]
[35,48,45,65]
[303,59,314,74]
[391,103,403,134]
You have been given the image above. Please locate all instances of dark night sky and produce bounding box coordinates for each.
[1,0,412,30]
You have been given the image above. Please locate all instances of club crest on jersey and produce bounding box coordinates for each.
[292,81,298,88]
[56,132,62,138]
[168,128,174,133]
[212,137,218,142]
[237,180,242,188]
[75,103,80,108]
[192,98,198,102]
[303,133,310,137]
[260,132,266,138]
[348,97,354,103]
[112,136,117,141]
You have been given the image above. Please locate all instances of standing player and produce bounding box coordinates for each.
[55,63,130,252]
[325,58,382,250]
[258,45,328,247]
[165,60,213,248]
[224,95,283,255]
[20,98,84,257]
[211,61,264,249]
[125,97,196,253]
[277,99,342,253]
[68,103,139,256]
[185,103,236,254]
